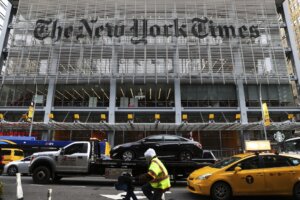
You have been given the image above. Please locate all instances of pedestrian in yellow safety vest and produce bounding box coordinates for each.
[137,148,171,200]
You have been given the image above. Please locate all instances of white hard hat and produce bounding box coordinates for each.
[144,148,156,159]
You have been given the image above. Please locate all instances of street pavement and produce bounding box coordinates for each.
[0,175,293,200]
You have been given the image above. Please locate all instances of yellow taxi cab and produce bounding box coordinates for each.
[1,148,24,165]
[187,140,300,200]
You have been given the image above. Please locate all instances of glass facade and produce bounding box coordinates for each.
[4,0,288,83]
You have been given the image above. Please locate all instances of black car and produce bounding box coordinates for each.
[110,134,203,161]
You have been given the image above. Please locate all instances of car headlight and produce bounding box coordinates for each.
[197,173,212,180]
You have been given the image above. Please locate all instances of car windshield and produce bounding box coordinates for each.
[211,156,242,168]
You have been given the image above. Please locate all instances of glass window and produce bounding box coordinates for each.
[287,157,300,166]
[235,157,261,170]
[203,151,214,159]
[145,135,163,142]
[164,135,179,142]
[1,150,11,155]
[23,157,31,161]
[213,156,241,169]
[64,143,88,155]
[262,155,291,168]
[14,150,24,156]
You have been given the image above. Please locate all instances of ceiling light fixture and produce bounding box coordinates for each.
[72,88,84,99]
[158,88,161,100]
[166,88,171,100]
[91,88,101,99]
[101,88,109,99]
[120,88,125,97]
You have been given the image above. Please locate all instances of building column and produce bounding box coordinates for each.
[174,79,182,124]
[43,79,55,140]
[108,78,116,146]
[44,79,55,123]
[237,80,248,124]
[234,51,248,124]
[173,41,182,125]
[234,52,248,150]
[283,1,300,88]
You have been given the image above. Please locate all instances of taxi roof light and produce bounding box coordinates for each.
[245,140,271,152]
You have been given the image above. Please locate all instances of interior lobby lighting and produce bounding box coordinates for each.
[37,90,46,96]
[64,90,76,99]
[72,88,84,99]
[149,88,152,100]
[120,88,125,97]
[158,88,161,100]
[82,88,91,97]
[101,88,109,99]
[166,88,171,100]
[130,88,134,98]
[91,88,101,99]
[55,96,62,100]
[57,90,69,100]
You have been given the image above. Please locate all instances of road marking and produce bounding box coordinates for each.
[71,186,87,188]
[100,191,171,200]
[30,184,44,187]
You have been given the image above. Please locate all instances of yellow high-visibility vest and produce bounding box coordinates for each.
[148,157,171,191]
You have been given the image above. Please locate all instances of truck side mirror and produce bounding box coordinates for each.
[60,148,65,155]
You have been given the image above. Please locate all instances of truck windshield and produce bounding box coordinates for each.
[211,156,241,169]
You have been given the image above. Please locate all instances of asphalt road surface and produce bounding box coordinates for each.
[0,176,293,200]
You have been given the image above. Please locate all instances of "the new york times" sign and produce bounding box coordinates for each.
[33,17,260,44]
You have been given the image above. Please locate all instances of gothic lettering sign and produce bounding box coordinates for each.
[33,17,260,44]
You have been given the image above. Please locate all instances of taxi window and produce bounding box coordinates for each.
[237,157,261,170]
[212,156,241,169]
[262,155,291,168]
[286,156,300,166]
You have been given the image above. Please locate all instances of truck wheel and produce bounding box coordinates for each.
[293,182,300,200]
[122,150,135,161]
[179,151,192,161]
[211,181,232,200]
[7,165,18,176]
[32,166,51,184]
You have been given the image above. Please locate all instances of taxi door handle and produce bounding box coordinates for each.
[257,173,264,176]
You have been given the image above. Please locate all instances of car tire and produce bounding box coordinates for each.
[211,181,232,200]
[32,166,51,184]
[293,182,300,200]
[122,150,135,161]
[7,165,18,176]
[178,151,192,161]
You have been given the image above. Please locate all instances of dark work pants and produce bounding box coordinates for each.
[142,183,164,200]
